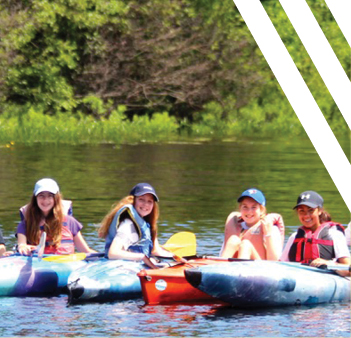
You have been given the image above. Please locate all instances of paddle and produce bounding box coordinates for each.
[162,231,196,257]
[43,231,197,263]
[33,231,46,261]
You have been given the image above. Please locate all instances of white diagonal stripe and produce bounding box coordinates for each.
[280,0,351,131]
[232,0,351,212]
[325,0,351,47]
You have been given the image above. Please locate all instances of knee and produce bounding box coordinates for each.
[227,235,241,247]
[239,239,253,250]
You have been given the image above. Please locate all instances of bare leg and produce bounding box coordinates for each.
[0,244,6,257]
[237,239,262,260]
[220,235,241,258]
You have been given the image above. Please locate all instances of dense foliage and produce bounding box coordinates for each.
[0,0,349,144]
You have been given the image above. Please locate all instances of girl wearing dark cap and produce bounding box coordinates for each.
[98,183,173,268]
[280,190,350,269]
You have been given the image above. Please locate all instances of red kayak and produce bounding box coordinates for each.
[137,257,229,305]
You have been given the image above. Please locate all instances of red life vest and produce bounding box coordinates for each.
[42,216,75,255]
[288,222,345,263]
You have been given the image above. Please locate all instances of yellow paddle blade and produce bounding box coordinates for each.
[42,253,87,263]
[163,231,196,257]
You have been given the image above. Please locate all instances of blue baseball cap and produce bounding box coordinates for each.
[237,188,266,206]
[130,183,159,202]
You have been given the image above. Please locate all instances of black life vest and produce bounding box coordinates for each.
[288,222,345,263]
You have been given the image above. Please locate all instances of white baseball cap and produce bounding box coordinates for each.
[33,178,60,196]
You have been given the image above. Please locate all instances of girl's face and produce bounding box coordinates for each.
[296,205,321,231]
[134,194,155,218]
[36,191,55,216]
[239,197,263,226]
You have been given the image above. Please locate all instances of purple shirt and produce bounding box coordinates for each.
[17,215,83,241]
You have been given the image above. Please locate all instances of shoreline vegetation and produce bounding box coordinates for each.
[0,105,307,146]
[0,0,349,146]
[0,106,349,146]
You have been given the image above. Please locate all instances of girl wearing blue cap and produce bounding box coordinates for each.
[280,191,350,270]
[220,188,285,260]
[16,178,96,256]
[98,183,173,268]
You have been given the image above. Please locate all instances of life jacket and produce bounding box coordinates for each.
[19,200,73,221]
[41,216,75,255]
[104,204,153,257]
[232,212,285,259]
[20,201,75,254]
[288,222,345,263]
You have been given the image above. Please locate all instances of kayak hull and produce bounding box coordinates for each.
[138,258,229,305]
[0,255,87,297]
[184,261,351,308]
[67,259,145,304]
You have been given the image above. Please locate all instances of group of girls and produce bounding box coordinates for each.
[0,178,350,275]
[220,188,350,276]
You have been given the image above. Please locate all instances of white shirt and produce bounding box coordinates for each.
[280,227,350,262]
[114,218,139,250]
[345,222,350,246]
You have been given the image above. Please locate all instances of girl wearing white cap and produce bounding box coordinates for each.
[98,183,173,268]
[16,178,96,256]
[220,188,285,260]
[280,191,350,272]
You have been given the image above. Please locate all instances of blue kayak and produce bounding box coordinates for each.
[0,254,88,297]
[67,259,146,304]
[184,260,350,308]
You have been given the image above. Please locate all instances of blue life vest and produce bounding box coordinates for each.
[104,204,153,257]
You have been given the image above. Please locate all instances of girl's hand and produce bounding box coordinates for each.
[17,244,36,256]
[173,254,188,263]
[309,258,329,267]
[142,255,159,269]
[260,217,273,237]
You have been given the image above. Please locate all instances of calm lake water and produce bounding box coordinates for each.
[0,136,350,337]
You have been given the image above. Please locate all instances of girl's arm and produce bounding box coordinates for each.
[263,226,282,260]
[152,237,174,257]
[108,236,158,268]
[73,232,97,253]
[0,244,5,257]
[261,218,282,261]
[17,233,36,255]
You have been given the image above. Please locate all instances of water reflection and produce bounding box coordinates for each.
[0,138,350,337]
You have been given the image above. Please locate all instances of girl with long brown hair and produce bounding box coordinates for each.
[16,178,95,255]
[98,183,172,268]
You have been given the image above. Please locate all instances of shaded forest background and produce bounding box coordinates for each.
[0,0,349,143]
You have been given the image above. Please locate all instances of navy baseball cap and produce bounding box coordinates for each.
[238,188,266,206]
[130,183,159,202]
[293,191,323,209]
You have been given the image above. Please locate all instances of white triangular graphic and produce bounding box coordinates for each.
[279,0,351,131]
[232,0,351,212]
[325,0,351,47]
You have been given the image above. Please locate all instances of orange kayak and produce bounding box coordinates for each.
[137,257,229,305]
